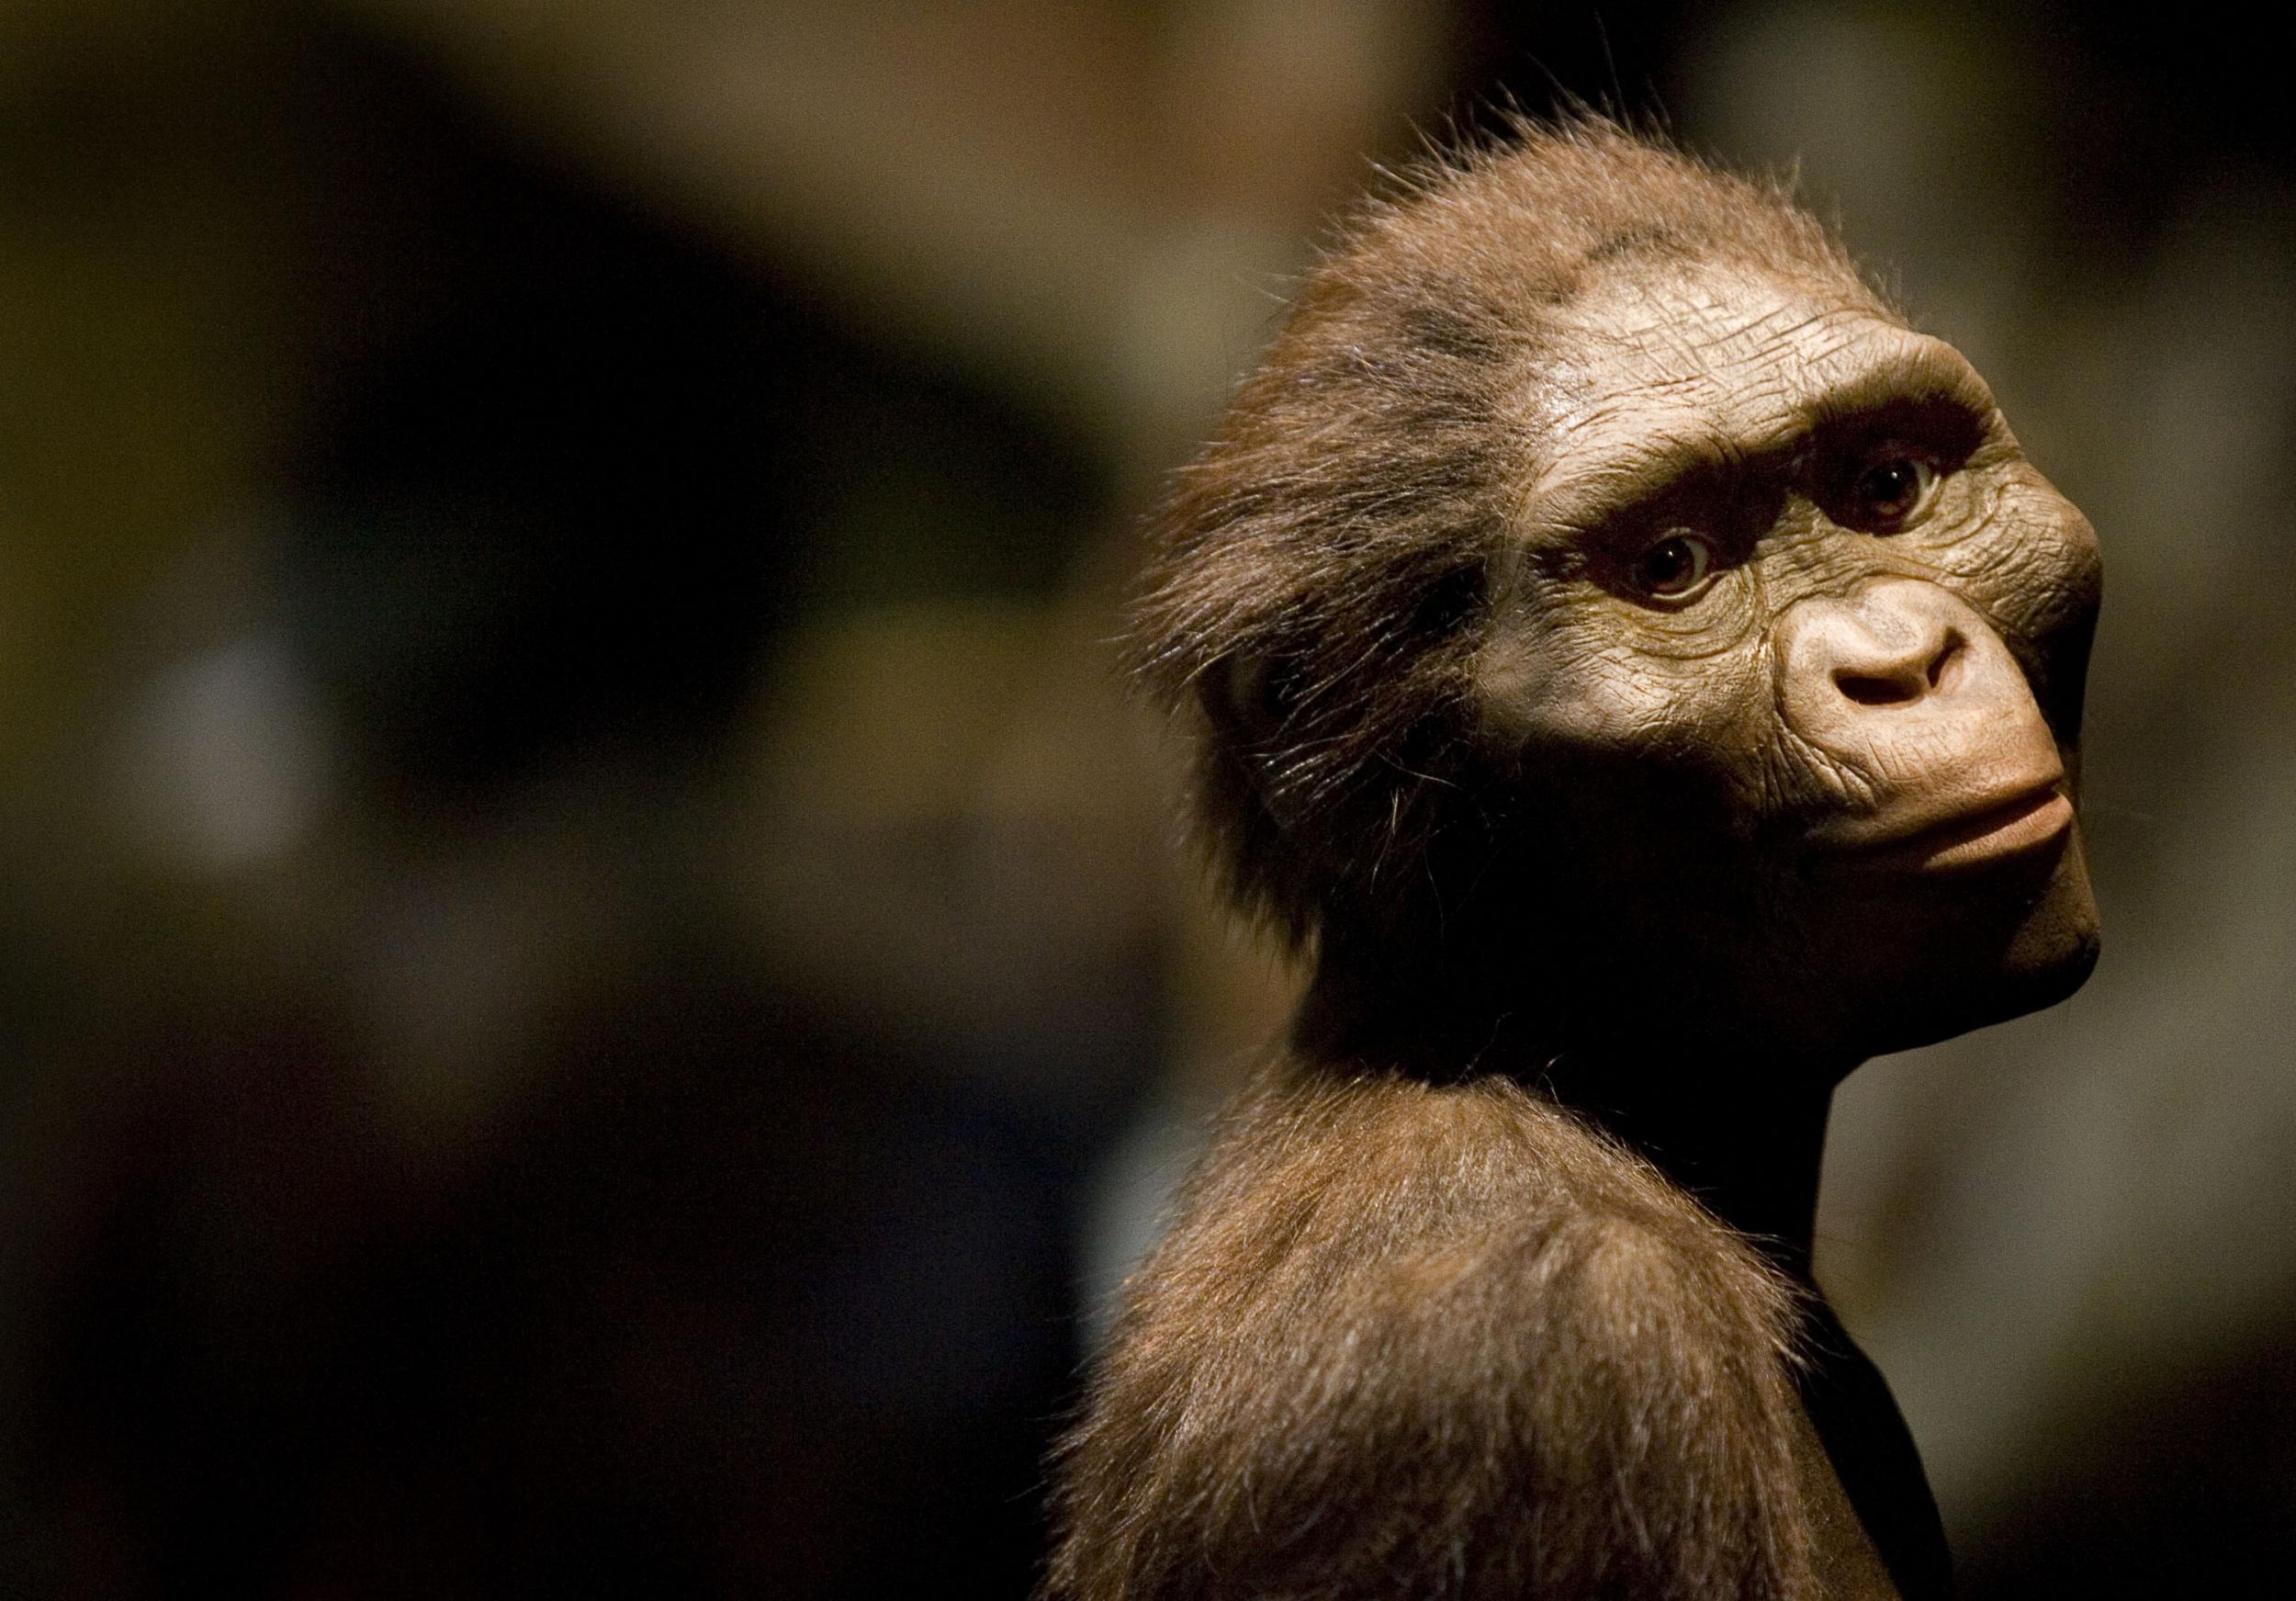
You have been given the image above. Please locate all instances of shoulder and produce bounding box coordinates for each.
[1050,1072,1819,1600]
[1149,1069,1795,1341]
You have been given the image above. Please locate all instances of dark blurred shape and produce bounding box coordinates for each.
[4,931,1076,1596]
[271,20,1098,811]
[0,7,1120,1596]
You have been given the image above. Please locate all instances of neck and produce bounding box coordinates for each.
[1297,950,1849,1280]
[1535,1046,1833,1278]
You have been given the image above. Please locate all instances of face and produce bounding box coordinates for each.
[1473,260,2101,1065]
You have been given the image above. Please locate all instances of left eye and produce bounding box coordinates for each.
[1849,449,1938,530]
[1628,531,1719,601]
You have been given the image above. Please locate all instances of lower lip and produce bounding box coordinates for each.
[1826,790,2076,875]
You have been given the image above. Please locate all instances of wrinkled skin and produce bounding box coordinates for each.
[1469,261,2100,1070]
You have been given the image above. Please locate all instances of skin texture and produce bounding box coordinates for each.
[1049,124,2100,1601]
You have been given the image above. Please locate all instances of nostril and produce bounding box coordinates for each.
[1834,668,1918,706]
[1927,631,1964,691]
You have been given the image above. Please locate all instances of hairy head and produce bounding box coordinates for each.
[1134,119,2099,1065]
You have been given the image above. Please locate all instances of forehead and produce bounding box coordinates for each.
[1516,262,1984,516]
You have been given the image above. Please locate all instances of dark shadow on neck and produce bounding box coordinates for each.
[1294,932,1855,1280]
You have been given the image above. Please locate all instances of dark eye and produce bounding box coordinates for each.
[1848,448,1938,530]
[1628,531,1719,601]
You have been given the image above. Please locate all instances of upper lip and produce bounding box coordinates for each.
[1807,770,2067,859]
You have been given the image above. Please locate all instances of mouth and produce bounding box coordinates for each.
[1812,783,2074,875]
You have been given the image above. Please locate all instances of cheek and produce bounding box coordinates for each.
[1473,603,1781,851]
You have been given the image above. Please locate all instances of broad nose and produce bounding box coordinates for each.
[1775,578,2047,769]
[1819,588,1964,706]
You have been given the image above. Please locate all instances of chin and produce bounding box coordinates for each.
[1971,820,2101,1009]
[1792,823,2102,1064]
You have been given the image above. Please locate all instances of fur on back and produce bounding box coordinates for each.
[1047,1068,1816,1600]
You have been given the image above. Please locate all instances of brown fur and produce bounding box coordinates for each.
[1051,1069,1817,1600]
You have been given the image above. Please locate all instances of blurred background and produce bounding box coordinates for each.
[0,1,2286,1595]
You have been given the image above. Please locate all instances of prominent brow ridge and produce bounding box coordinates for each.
[1519,341,1990,546]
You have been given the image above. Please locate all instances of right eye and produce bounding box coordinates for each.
[1844,445,1940,532]
[1628,531,1720,602]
